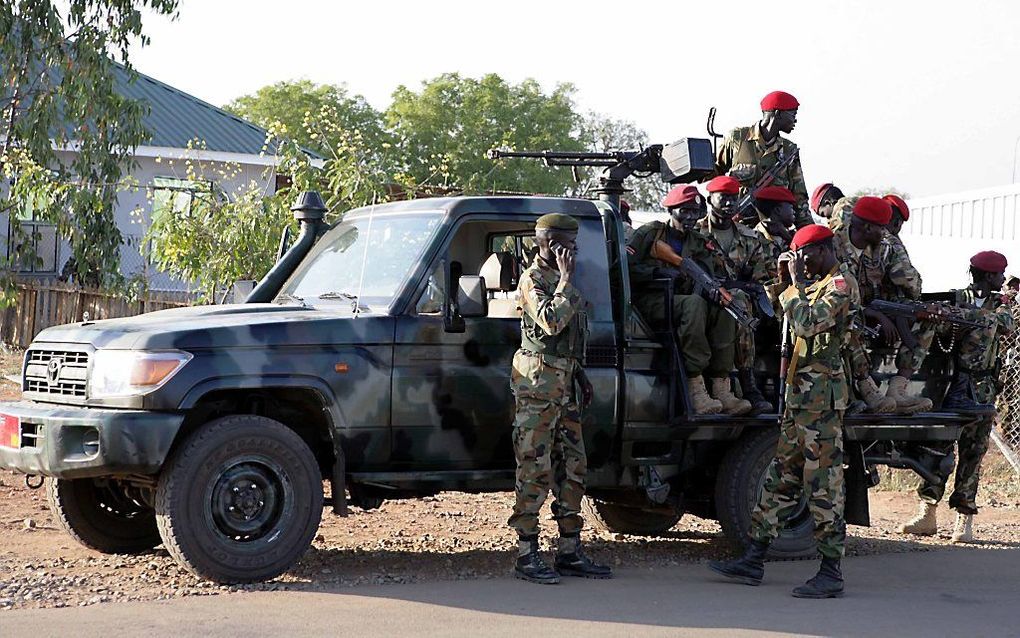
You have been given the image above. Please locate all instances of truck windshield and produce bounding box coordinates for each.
[278,210,443,310]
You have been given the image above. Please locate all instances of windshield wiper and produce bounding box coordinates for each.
[274,293,307,307]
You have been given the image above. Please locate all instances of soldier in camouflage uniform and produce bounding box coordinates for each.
[834,197,930,414]
[809,183,845,221]
[696,175,773,414]
[750,185,798,304]
[716,91,813,229]
[508,213,612,584]
[709,224,859,599]
[900,251,1015,543]
[628,185,750,415]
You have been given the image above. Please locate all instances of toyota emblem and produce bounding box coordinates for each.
[46,358,62,385]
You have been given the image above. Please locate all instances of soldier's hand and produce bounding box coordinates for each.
[554,244,575,279]
[787,251,807,285]
[577,370,594,410]
[866,309,899,344]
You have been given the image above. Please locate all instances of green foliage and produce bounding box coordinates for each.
[852,186,910,199]
[576,112,665,210]
[0,0,178,304]
[386,73,584,195]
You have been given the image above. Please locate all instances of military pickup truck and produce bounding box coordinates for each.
[0,192,976,583]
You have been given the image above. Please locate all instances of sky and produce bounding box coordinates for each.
[127,0,1020,199]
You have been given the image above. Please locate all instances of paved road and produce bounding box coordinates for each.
[2,547,1016,637]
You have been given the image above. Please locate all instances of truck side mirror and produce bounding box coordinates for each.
[456,276,488,318]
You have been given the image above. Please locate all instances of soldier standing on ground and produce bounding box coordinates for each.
[900,250,1015,542]
[508,213,612,585]
[627,185,750,416]
[696,175,774,414]
[716,91,814,228]
[709,224,859,599]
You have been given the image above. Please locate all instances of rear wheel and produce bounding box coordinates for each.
[582,497,682,535]
[715,428,816,560]
[155,415,323,583]
[46,477,161,554]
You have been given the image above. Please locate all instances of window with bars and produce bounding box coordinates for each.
[6,191,59,275]
[151,176,212,223]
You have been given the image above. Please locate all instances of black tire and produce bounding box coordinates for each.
[582,497,682,535]
[715,428,816,560]
[46,477,161,554]
[155,415,323,583]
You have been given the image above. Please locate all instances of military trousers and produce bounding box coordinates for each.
[750,408,847,559]
[507,350,587,538]
[917,416,994,515]
[633,292,737,378]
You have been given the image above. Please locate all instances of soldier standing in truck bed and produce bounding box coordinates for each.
[508,213,612,585]
[716,91,813,229]
[709,224,859,599]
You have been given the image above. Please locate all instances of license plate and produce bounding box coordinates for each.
[0,413,20,448]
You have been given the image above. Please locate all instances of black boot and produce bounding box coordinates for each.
[514,536,560,585]
[708,539,768,586]
[941,368,992,412]
[737,369,773,415]
[792,556,844,598]
[554,535,613,579]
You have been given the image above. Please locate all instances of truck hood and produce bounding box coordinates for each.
[31,303,395,350]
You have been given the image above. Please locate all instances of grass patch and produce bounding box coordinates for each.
[875,446,1019,503]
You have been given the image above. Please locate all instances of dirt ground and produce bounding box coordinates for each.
[0,347,1017,611]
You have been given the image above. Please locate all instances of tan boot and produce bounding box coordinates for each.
[899,501,938,536]
[710,377,752,415]
[951,513,974,543]
[857,377,897,414]
[688,375,723,415]
[886,375,933,414]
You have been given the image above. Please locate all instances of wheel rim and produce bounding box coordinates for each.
[209,459,288,542]
[92,481,150,521]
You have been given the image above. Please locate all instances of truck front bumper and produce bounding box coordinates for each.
[0,400,184,479]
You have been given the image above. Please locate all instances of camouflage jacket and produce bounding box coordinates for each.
[753,221,790,302]
[716,124,813,228]
[695,216,772,284]
[780,264,861,411]
[627,220,728,295]
[516,256,588,366]
[832,223,920,304]
[883,234,923,299]
[826,196,858,233]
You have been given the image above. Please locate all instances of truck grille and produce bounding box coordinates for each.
[23,349,89,397]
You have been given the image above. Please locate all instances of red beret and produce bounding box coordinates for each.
[662,185,704,209]
[852,196,893,225]
[706,175,740,194]
[619,199,631,215]
[883,194,909,221]
[970,251,1008,273]
[754,185,797,203]
[789,224,834,250]
[760,91,799,111]
[810,183,834,213]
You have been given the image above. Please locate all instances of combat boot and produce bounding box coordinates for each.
[791,557,844,599]
[941,370,992,412]
[688,375,723,415]
[885,375,933,414]
[513,536,559,584]
[710,377,752,415]
[856,377,897,414]
[737,368,773,415]
[554,535,613,579]
[707,539,768,586]
[951,513,975,543]
[899,501,938,536]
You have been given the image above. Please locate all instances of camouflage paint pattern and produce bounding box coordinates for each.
[508,254,589,538]
[715,124,813,228]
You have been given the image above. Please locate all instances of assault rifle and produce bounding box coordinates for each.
[720,279,775,319]
[867,299,985,350]
[732,147,800,224]
[650,240,759,330]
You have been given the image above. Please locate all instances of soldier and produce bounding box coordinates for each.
[628,185,751,415]
[508,213,612,584]
[810,183,845,220]
[696,175,773,414]
[619,199,635,242]
[716,90,813,228]
[750,185,797,304]
[709,224,859,598]
[900,250,1015,542]
[834,197,928,414]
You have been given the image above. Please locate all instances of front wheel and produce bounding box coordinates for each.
[155,415,323,583]
[714,428,817,560]
[46,477,161,554]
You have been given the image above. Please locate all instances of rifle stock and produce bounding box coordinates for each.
[732,148,800,223]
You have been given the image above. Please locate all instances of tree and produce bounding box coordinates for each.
[223,80,388,158]
[386,73,584,195]
[852,186,910,199]
[1,0,178,302]
[575,112,668,211]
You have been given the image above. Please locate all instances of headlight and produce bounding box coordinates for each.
[89,350,193,399]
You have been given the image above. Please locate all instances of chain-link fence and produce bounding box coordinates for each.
[993,298,1020,477]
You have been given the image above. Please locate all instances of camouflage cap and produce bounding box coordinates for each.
[535,213,578,232]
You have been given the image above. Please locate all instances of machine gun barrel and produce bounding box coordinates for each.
[486,148,636,167]
[650,240,759,330]
[868,299,985,330]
